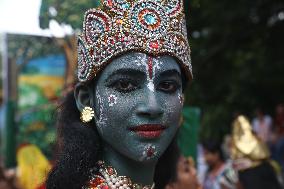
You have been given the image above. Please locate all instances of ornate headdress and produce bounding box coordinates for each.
[77,0,192,82]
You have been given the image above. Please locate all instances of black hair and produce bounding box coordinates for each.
[46,91,100,189]
[202,140,225,161]
[46,89,180,189]
[154,135,180,189]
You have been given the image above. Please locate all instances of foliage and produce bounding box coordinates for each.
[7,35,61,65]
[185,0,284,140]
[40,0,100,29]
[40,0,100,87]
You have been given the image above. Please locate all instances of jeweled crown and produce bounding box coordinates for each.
[77,0,192,82]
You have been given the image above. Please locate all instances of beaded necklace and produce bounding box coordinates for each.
[84,161,155,189]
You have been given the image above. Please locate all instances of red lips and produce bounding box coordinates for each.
[129,124,166,138]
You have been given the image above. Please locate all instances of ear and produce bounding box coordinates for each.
[74,82,94,112]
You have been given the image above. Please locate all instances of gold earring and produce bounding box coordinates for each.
[80,107,95,123]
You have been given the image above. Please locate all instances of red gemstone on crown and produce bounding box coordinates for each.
[107,0,113,7]
[109,38,115,44]
[149,41,159,49]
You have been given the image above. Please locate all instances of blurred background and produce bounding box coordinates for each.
[0,0,284,189]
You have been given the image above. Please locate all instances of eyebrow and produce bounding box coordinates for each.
[158,69,182,79]
[105,68,145,81]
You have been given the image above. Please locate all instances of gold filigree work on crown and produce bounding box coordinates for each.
[77,0,192,83]
[83,161,155,189]
[80,107,95,123]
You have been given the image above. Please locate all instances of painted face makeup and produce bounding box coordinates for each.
[108,94,118,107]
[178,93,184,105]
[134,54,163,92]
[140,144,157,161]
[93,52,183,162]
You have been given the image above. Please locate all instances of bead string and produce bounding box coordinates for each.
[84,161,155,189]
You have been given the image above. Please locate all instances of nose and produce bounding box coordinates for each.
[136,90,163,119]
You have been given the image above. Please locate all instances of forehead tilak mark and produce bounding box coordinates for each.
[147,56,153,80]
[134,54,163,92]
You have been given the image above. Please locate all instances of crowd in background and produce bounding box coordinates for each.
[196,103,284,189]
[166,103,284,189]
[253,104,284,170]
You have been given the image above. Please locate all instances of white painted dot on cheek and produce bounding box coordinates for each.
[108,94,118,107]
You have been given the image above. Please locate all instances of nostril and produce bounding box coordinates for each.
[136,107,163,118]
[137,111,151,117]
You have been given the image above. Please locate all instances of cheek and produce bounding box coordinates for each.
[95,89,134,131]
[103,92,135,119]
[162,93,183,125]
[94,90,118,132]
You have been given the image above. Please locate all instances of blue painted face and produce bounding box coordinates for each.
[93,52,183,162]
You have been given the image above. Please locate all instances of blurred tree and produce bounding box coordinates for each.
[39,0,99,90]
[185,0,284,140]
[8,35,60,68]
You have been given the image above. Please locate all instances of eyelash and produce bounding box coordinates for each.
[109,79,180,94]
[157,81,181,93]
[109,79,138,93]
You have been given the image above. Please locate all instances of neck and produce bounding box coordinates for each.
[103,144,156,185]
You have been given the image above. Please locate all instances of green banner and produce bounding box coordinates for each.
[178,106,201,162]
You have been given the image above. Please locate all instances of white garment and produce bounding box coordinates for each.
[252,115,272,143]
[203,162,238,189]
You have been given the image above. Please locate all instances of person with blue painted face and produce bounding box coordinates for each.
[46,0,193,189]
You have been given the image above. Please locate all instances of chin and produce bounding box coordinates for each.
[128,144,164,163]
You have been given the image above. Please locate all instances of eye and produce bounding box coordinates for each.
[158,81,180,93]
[112,79,137,93]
